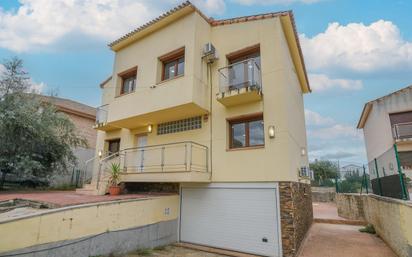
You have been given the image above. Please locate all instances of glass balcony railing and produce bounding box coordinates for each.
[392,122,412,140]
[218,58,262,94]
[95,104,109,125]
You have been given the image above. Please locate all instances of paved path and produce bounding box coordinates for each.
[298,223,397,257]
[127,245,227,257]
[313,202,346,220]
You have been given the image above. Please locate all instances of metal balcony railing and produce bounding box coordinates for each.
[392,122,412,140]
[96,141,208,188]
[218,58,262,94]
[96,104,109,125]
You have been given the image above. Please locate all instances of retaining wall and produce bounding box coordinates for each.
[336,193,412,257]
[0,195,179,257]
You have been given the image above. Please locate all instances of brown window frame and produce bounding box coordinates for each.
[107,138,121,155]
[118,66,137,96]
[228,113,264,149]
[227,44,260,64]
[159,47,185,81]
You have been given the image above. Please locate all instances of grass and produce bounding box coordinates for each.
[359,224,376,234]
[134,248,153,256]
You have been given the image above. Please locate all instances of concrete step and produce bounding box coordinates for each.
[76,183,98,195]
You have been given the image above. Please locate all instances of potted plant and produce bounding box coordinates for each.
[108,162,121,195]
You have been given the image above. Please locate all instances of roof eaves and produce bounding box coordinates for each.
[108,1,196,48]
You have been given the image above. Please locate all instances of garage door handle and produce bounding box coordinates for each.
[262,237,268,243]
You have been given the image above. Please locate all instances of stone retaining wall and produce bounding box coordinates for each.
[336,193,412,257]
[279,182,313,257]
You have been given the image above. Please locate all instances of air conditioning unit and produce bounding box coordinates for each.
[203,43,215,56]
[203,43,218,63]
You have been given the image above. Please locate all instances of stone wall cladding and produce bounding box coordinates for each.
[279,182,313,257]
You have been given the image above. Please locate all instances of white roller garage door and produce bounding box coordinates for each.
[180,183,281,257]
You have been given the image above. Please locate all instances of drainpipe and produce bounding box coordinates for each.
[207,62,213,178]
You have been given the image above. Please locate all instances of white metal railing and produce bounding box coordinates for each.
[392,122,412,140]
[96,104,109,125]
[96,141,208,189]
[218,58,262,94]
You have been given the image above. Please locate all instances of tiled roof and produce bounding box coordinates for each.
[38,94,96,118]
[357,84,412,128]
[110,1,292,48]
[107,1,310,92]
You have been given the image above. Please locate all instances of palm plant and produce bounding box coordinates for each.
[108,162,121,186]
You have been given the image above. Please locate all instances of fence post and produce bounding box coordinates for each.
[334,176,339,193]
[363,165,369,194]
[374,158,383,196]
[393,144,409,200]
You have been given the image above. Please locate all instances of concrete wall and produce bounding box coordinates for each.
[311,187,335,202]
[0,195,179,255]
[336,193,412,257]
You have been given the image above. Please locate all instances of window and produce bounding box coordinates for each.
[107,139,120,154]
[157,116,201,135]
[119,67,137,95]
[229,114,264,149]
[160,47,185,81]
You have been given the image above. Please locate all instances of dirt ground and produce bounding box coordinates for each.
[126,245,228,257]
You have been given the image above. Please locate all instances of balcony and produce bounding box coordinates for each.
[392,122,412,142]
[217,58,262,107]
[102,75,208,130]
[97,141,210,184]
[93,104,118,131]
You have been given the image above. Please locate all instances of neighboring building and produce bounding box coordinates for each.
[40,95,97,185]
[357,85,412,180]
[82,2,311,257]
[340,164,362,179]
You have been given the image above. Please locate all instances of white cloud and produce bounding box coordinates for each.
[301,20,412,74]
[0,0,223,52]
[305,109,335,126]
[308,73,363,91]
[308,124,362,140]
[192,0,226,14]
[29,80,46,94]
[232,0,322,5]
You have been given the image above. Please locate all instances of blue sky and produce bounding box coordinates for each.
[1,0,411,164]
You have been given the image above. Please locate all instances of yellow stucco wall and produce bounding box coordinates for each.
[94,11,309,184]
[0,195,179,253]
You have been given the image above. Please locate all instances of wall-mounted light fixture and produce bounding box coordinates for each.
[268,125,275,138]
[147,124,153,133]
[98,150,103,158]
[301,147,306,156]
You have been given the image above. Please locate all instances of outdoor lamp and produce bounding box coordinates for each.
[147,124,153,133]
[301,147,306,156]
[268,125,275,138]
[98,150,103,158]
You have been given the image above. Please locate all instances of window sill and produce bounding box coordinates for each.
[115,91,136,98]
[226,145,265,152]
[155,74,184,87]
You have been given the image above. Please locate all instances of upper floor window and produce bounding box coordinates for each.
[160,47,185,81]
[119,67,137,95]
[390,111,412,140]
[227,44,260,66]
[228,114,264,149]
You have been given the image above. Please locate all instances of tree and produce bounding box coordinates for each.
[310,160,338,186]
[0,57,86,189]
[0,57,30,97]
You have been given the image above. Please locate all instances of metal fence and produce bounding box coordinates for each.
[311,144,410,200]
[367,144,409,200]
